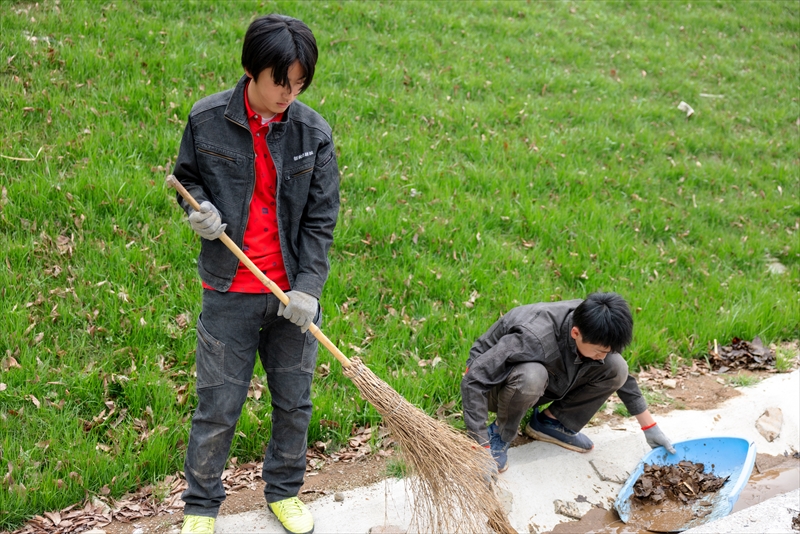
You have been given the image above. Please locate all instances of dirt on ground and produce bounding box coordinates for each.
[96,453,392,534]
[12,341,799,534]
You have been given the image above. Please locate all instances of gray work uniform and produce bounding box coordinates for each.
[172,75,339,517]
[461,299,648,445]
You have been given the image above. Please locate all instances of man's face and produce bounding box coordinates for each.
[245,61,305,117]
[571,326,612,361]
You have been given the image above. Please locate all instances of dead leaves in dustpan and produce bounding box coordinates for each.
[633,461,728,505]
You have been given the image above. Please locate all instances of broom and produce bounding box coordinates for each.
[167,175,517,534]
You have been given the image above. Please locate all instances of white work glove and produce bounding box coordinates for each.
[643,423,677,454]
[278,291,317,333]
[188,201,227,240]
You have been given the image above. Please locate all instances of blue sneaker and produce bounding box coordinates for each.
[525,410,594,453]
[488,421,510,473]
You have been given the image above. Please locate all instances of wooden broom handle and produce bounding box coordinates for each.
[166,175,352,368]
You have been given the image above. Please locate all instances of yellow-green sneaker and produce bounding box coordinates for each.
[181,514,216,534]
[269,496,314,534]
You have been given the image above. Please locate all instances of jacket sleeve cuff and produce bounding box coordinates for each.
[291,273,324,300]
[624,398,649,417]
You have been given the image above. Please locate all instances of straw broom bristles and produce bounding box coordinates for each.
[343,357,517,534]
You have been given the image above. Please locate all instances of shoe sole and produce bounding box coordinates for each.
[497,462,509,473]
[524,424,594,453]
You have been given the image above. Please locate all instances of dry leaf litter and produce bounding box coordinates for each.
[11,424,395,534]
[633,460,729,505]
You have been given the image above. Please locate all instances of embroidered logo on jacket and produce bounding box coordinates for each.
[293,150,314,161]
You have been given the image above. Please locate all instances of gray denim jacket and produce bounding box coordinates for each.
[461,299,647,443]
[172,75,340,298]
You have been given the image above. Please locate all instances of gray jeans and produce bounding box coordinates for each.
[488,353,628,443]
[181,290,320,517]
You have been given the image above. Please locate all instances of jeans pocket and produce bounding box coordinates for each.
[300,306,321,374]
[196,316,225,389]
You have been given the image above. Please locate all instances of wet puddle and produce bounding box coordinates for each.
[732,455,800,512]
[546,454,800,534]
[547,508,645,533]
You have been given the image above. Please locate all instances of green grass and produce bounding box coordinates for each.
[385,456,411,480]
[775,346,798,372]
[642,386,677,410]
[724,372,762,387]
[1,0,798,529]
[613,404,632,418]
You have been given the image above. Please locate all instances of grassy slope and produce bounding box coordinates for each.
[0,0,797,529]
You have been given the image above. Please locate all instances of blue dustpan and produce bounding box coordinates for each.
[613,436,756,532]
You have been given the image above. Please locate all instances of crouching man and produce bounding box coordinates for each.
[461,292,675,472]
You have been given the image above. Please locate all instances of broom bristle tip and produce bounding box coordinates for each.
[341,358,516,533]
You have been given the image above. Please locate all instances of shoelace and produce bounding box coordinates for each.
[274,498,304,517]
[183,516,214,533]
[540,414,578,436]
[489,427,509,452]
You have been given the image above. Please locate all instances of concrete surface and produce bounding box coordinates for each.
[683,488,800,534]
[212,369,799,533]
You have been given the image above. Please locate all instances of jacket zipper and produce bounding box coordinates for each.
[225,116,256,247]
[227,114,292,288]
[197,147,236,162]
[264,120,292,286]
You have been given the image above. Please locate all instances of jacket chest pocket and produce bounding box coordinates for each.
[195,143,248,189]
[195,142,251,206]
[198,147,237,163]
[280,165,314,220]
[288,166,313,179]
[196,143,245,167]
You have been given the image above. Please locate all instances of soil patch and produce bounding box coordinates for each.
[99,453,391,534]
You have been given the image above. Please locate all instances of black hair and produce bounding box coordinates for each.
[241,14,318,93]
[572,292,633,353]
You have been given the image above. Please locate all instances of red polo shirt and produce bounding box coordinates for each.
[203,82,290,293]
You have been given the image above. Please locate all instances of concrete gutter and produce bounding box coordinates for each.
[683,488,799,534]
[212,370,799,533]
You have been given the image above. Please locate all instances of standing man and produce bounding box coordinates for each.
[172,14,339,534]
[461,292,675,473]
